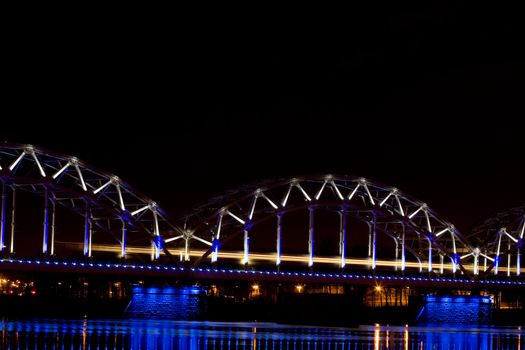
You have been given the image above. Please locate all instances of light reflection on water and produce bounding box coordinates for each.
[0,319,523,349]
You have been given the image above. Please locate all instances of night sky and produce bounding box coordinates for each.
[3,4,524,234]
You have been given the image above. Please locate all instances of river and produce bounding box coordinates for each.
[1,319,523,349]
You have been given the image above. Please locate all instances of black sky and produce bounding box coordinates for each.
[3,3,524,233]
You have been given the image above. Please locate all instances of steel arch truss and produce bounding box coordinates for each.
[0,143,177,260]
[175,175,472,275]
[469,206,525,277]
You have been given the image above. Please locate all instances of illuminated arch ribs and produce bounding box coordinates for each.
[468,206,525,277]
[180,175,472,274]
[0,143,177,260]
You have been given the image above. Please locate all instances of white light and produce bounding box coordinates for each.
[52,162,71,179]
[379,191,394,207]
[314,180,327,200]
[435,228,448,237]
[330,181,344,200]
[115,184,126,211]
[93,179,112,194]
[74,164,87,191]
[131,205,149,216]
[362,183,376,205]
[348,184,360,200]
[248,196,258,220]
[30,151,46,177]
[261,193,278,209]
[281,185,292,207]
[165,235,183,243]
[193,235,213,246]
[296,184,312,201]
[226,210,245,225]
[9,152,25,171]
[408,205,424,219]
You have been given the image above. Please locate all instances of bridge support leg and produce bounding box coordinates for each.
[507,241,512,277]
[151,211,161,261]
[401,226,405,272]
[439,254,444,274]
[42,187,49,255]
[242,229,250,266]
[0,182,5,253]
[121,219,127,259]
[212,214,223,263]
[308,206,314,268]
[394,239,399,271]
[483,252,487,273]
[339,208,347,269]
[84,206,92,258]
[371,213,376,270]
[184,238,190,261]
[9,187,16,255]
[428,239,432,272]
[473,253,479,275]
[516,248,521,276]
[50,200,55,256]
[276,213,282,267]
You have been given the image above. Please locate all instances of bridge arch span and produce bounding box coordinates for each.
[468,205,525,277]
[0,143,177,260]
[173,175,473,275]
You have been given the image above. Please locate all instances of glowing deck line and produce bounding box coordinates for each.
[56,242,525,273]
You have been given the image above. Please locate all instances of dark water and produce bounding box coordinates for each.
[1,319,523,349]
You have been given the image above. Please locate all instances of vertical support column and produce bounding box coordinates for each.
[516,248,521,276]
[121,219,127,259]
[401,226,405,272]
[394,239,399,271]
[42,187,49,255]
[50,200,56,256]
[0,182,5,253]
[427,239,432,272]
[473,253,479,275]
[84,204,92,258]
[371,212,377,270]
[9,186,16,255]
[212,213,223,263]
[339,207,347,268]
[507,241,512,277]
[242,229,250,265]
[276,212,282,267]
[368,223,372,259]
[483,253,487,273]
[308,206,314,268]
[151,210,161,261]
[439,254,444,274]
[495,230,503,275]
[184,238,190,261]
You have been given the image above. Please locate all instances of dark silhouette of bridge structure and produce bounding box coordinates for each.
[0,143,524,290]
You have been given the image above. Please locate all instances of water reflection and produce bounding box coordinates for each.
[1,319,524,349]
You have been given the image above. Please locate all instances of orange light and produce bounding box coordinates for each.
[252,284,259,291]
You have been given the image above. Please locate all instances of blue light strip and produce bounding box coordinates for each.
[1,258,525,287]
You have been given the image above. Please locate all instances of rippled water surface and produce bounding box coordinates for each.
[1,319,523,349]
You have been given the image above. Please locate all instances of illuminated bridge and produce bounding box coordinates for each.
[0,143,524,292]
